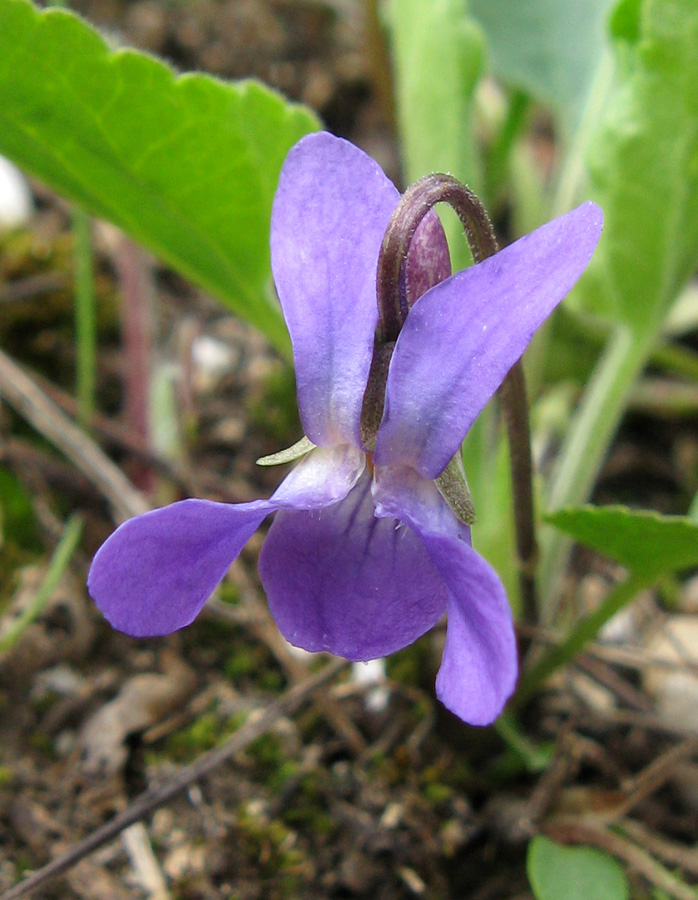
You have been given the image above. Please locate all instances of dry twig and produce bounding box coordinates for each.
[0,347,149,521]
[0,658,349,900]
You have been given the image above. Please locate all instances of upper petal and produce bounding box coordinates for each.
[271,132,399,448]
[373,465,517,725]
[88,445,365,638]
[258,468,449,660]
[374,202,604,477]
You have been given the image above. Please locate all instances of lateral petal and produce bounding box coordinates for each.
[373,465,517,725]
[88,445,365,638]
[88,499,271,638]
[433,538,518,725]
[374,202,603,477]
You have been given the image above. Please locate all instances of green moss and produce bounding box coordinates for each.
[224,645,262,680]
[268,759,299,792]
[14,851,35,879]
[424,782,453,805]
[30,690,60,716]
[217,581,241,606]
[366,750,406,786]
[247,732,284,771]
[28,730,55,758]
[0,544,34,614]
[162,708,249,763]
[283,804,335,836]
[0,466,40,551]
[279,771,336,837]
[299,772,323,801]
[386,637,433,688]
[170,712,220,757]
[223,643,283,693]
[259,668,284,692]
[236,803,308,886]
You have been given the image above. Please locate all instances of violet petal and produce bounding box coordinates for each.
[373,465,517,725]
[432,538,518,725]
[271,443,366,507]
[88,499,271,637]
[258,469,449,660]
[374,202,604,477]
[88,445,365,638]
[271,132,399,448]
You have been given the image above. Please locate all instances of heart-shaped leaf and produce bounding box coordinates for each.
[546,505,698,580]
[0,0,320,354]
[528,836,629,900]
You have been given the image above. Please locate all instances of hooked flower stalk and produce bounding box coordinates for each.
[88,132,602,725]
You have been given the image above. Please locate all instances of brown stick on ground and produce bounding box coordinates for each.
[0,658,349,900]
[0,346,149,522]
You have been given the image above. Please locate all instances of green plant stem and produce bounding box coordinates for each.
[0,516,83,652]
[364,0,396,131]
[539,325,653,621]
[515,572,647,707]
[485,90,529,208]
[652,341,698,381]
[495,711,550,772]
[72,208,96,429]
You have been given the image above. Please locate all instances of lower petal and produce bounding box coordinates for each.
[373,465,517,725]
[258,469,449,660]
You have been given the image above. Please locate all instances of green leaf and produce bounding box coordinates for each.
[0,0,320,354]
[546,505,698,580]
[0,466,39,551]
[527,836,629,900]
[469,0,615,132]
[609,0,643,42]
[573,0,698,333]
[386,0,484,269]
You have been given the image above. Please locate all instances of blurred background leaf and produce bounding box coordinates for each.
[571,0,698,332]
[539,0,698,610]
[527,836,629,900]
[546,505,698,580]
[0,0,320,356]
[470,0,615,134]
[386,0,484,269]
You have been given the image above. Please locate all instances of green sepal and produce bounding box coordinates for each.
[256,435,316,467]
[435,454,476,526]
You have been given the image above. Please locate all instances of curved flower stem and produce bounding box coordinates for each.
[376,174,497,342]
[499,363,537,624]
[538,325,655,622]
[375,175,539,612]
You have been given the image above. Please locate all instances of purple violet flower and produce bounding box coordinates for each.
[88,132,603,726]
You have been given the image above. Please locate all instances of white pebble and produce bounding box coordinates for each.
[0,156,33,229]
